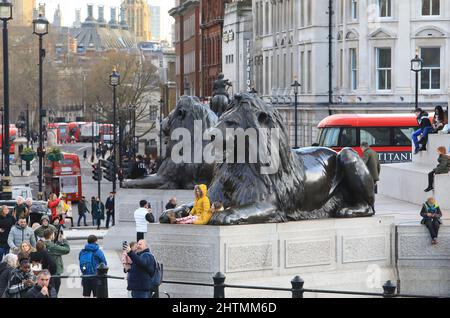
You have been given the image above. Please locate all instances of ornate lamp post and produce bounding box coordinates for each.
[411,52,423,110]
[0,0,13,199]
[109,69,120,193]
[159,99,164,158]
[291,78,301,149]
[33,13,49,200]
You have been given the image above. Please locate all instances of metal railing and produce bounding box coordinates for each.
[53,265,441,298]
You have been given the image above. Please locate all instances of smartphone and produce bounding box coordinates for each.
[122,241,128,250]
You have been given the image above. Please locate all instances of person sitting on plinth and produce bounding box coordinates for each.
[169,185,211,225]
[420,197,442,245]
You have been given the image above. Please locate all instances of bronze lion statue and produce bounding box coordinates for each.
[123,96,218,189]
[207,93,375,225]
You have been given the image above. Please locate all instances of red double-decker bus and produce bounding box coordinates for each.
[0,125,17,153]
[317,113,434,164]
[44,153,82,202]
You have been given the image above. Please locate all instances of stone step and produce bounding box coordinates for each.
[379,163,450,209]
[412,133,450,167]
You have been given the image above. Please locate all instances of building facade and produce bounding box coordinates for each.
[200,0,228,97]
[149,5,161,41]
[122,0,151,41]
[170,0,201,97]
[253,0,450,148]
[11,0,35,26]
[222,0,253,94]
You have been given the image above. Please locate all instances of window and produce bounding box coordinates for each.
[283,53,287,88]
[300,0,304,27]
[307,50,312,93]
[351,0,358,19]
[421,47,440,90]
[339,128,357,147]
[265,56,269,94]
[300,51,305,93]
[265,2,269,34]
[376,48,391,90]
[378,0,391,17]
[360,128,391,146]
[350,48,358,90]
[307,0,312,25]
[422,0,440,16]
[320,128,340,147]
[339,49,344,88]
[393,128,415,146]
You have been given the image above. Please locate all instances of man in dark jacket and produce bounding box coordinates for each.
[124,240,157,298]
[0,206,15,257]
[92,197,105,230]
[412,108,433,154]
[43,229,70,295]
[105,192,115,229]
[25,270,57,298]
[7,258,35,298]
[361,142,381,193]
[77,196,89,227]
[34,215,58,240]
[29,241,57,276]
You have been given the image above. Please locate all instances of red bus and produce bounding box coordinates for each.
[0,126,17,153]
[68,122,85,142]
[317,113,434,164]
[47,123,70,144]
[44,153,82,202]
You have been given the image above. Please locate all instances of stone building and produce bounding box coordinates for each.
[122,0,151,41]
[11,0,35,26]
[253,0,450,147]
[222,0,253,94]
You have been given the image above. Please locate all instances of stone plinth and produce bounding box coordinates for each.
[105,216,396,297]
[396,224,450,297]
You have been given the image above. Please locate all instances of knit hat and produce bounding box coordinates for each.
[40,215,50,223]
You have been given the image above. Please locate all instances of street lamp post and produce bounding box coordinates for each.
[411,53,423,110]
[109,69,120,193]
[291,79,301,149]
[33,13,49,200]
[159,99,164,158]
[0,0,13,200]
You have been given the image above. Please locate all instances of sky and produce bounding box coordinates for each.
[40,0,175,41]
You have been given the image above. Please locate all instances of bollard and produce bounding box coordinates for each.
[291,276,305,298]
[213,272,226,298]
[382,280,396,298]
[96,263,109,298]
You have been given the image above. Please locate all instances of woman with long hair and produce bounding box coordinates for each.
[424,146,450,192]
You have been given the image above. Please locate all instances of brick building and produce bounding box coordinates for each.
[170,0,201,97]
[200,0,228,97]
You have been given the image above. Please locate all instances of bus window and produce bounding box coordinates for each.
[60,176,78,194]
[338,128,357,147]
[360,127,391,146]
[322,128,340,147]
[393,128,414,146]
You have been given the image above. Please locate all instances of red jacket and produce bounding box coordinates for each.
[48,198,63,224]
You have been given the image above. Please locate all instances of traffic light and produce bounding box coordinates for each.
[92,164,102,181]
[100,159,116,182]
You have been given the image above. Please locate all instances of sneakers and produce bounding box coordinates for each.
[413,148,420,155]
[431,239,438,245]
[424,187,434,192]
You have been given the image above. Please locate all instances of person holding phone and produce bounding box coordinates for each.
[134,200,154,241]
[6,257,35,298]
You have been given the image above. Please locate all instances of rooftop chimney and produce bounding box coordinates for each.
[109,7,119,29]
[98,5,106,27]
[84,3,97,26]
[120,6,129,30]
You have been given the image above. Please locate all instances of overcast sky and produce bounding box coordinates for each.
[40,0,175,41]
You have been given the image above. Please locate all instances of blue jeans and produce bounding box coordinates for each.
[0,246,10,258]
[131,290,150,298]
[77,213,87,226]
[412,127,432,150]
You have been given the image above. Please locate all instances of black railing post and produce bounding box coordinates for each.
[96,263,109,298]
[291,276,305,298]
[213,272,226,298]
[382,280,396,298]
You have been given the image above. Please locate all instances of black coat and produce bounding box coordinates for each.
[105,197,115,211]
[417,111,432,130]
[25,285,57,298]
[78,200,89,214]
[0,263,13,296]
[29,250,57,275]
[0,214,15,248]
[420,203,442,225]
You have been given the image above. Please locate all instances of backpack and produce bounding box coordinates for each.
[79,249,96,275]
[144,252,163,289]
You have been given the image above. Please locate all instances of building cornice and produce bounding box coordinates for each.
[169,0,200,17]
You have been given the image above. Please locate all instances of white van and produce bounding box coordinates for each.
[12,185,33,199]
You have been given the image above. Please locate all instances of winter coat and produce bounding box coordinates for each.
[48,198,62,223]
[7,224,36,250]
[92,201,105,220]
[13,204,29,221]
[25,285,57,298]
[34,224,58,240]
[0,263,14,296]
[127,248,156,292]
[191,184,212,225]
[362,148,381,182]
[7,268,34,298]
[417,111,432,130]
[79,243,107,274]
[78,200,89,215]
[420,202,442,225]
[44,240,70,275]
[105,197,115,211]
[434,154,450,174]
[29,250,57,275]
[0,214,15,248]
